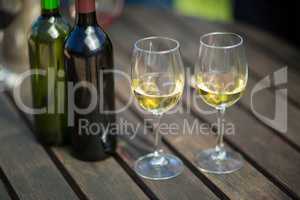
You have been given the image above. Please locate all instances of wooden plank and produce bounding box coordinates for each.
[7,72,149,199]
[6,26,217,200]
[122,7,300,149]
[0,180,11,200]
[118,91,292,200]
[53,147,149,200]
[7,93,149,199]
[3,47,147,199]
[184,88,300,198]
[118,9,300,198]
[108,19,299,199]
[10,69,219,200]
[12,44,220,200]
[1,18,151,200]
[166,8,300,140]
[224,21,300,71]
[162,114,292,200]
[115,100,221,200]
[109,30,292,200]
[112,55,292,200]
[173,16,300,149]
[162,8,300,109]
[173,13,300,147]
[0,95,79,200]
[110,39,221,200]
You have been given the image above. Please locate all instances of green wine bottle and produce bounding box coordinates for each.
[28,0,70,145]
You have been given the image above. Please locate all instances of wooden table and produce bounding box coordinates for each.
[1,6,300,200]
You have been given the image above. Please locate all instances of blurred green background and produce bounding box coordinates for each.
[0,0,298,47]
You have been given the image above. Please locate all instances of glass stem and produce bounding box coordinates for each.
[216,107,226,152]
[153,114,163,157]
[150,114,168,166]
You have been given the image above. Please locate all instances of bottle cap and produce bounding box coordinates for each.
[76,0,96,13]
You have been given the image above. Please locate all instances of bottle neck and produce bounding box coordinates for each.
[75,0,97,26]
[41,0,60,16]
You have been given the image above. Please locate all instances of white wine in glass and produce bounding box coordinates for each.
[195,72,246,108]
[132,73,183,115]
[131,37,185,180]
[194,32,248,174]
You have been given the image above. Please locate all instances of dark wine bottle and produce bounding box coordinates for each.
[64,0,116,161]
[28,0,70,145]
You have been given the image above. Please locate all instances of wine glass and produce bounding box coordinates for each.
[131,36,185,180]
[194,32,248,174]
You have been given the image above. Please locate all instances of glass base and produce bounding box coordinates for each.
[195,148,243,174]
[134,152,184,180]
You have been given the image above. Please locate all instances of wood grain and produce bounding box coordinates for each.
[110,32,293,200]
[114,72,292,200]
[108,16,299,199]
[53,147,149,200]
[1,5,299,200]
[0,95,79,200]
[111,43,221,200]
[121,9,300,197]
[8,82,149,200]
[115,100,221,200]
[162,8,300,109]
[122,6,300,149]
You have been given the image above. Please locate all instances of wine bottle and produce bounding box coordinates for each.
[64,0,116,161]
[28,0,70,145]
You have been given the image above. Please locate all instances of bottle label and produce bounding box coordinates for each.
[76,0,96,14]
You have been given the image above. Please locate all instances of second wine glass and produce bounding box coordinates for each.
[194,32,248,174]
[131,36,185,180]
